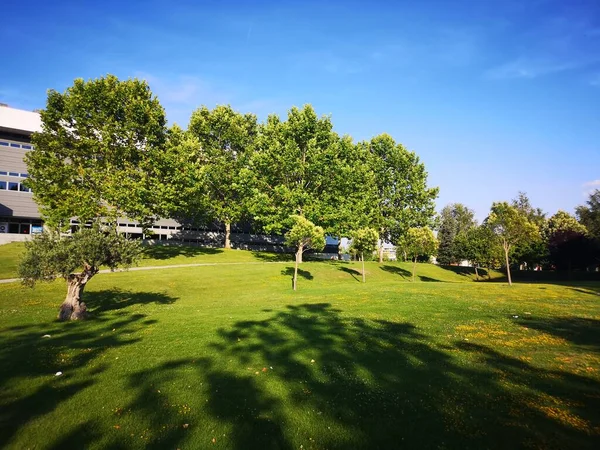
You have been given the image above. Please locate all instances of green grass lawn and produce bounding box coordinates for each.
[0,251,599,449]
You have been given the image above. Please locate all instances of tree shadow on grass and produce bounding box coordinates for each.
[142,244,223,260]
[116,303,600,449]
[339,266,361,281]
[252,251,293,262]
[380,264,411,279]
[419,275,443,282]
[0,306,160,449]
[515,316,600,351]
[85,288,178,313]
[281,267,313,281]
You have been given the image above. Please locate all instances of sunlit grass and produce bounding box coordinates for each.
[0,254,598,449]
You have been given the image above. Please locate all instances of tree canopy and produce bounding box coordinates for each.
[284,215,325,290]
[26,75,169,229]
[399,227,438,281]
[350,227,380,282]
[436,203,476,265]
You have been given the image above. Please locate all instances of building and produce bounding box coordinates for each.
[0,105,285,250]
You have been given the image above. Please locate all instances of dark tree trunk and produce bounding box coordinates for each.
[224,222,231,249]
[474,265,479,280]
[58,267,96,320]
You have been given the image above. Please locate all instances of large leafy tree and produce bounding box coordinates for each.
[542,211,596,273]
[436,203,476,265]
[576,189,600,240]
[399,227,438,281]
[350,227,379,282]
[26,75,169,228]
[454,225,500,280]
[19,226,140,320]
[249,105,336,259]
[250,105,336,229]
[318,136,377,257]
[366,134,438,262]
[510,192,547,269]
[284,215,325,291]
[187,105,258,248]
[487,202,539,286]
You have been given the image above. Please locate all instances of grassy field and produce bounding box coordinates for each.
[0,247,599,449]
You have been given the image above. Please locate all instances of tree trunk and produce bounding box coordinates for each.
[293,246,302,291]
[412,256,417,282]
[58,271,94,321]
[337,236,343,260]
[224,222,231,249]
[487,266,492,280]
[378,229,384,263]
[361,252,366,283]
[504,241,512,286]
[474,265,479,280]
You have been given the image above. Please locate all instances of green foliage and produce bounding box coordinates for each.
[454,226,502,270]
[576,189,600,240]
[543,211,596,271]
[186,105,258,230]
[250,105,338,234]
[436,203,476,265]
[26,75,169,228]
[350,227,379,257]
[400,227,438,260]
[367,134,439,245]
[510,192,547,268]
[284,215,326,253]
[19,226,141,286]
[487,202,539,254]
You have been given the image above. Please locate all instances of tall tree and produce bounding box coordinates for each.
[510,192,547,269]
[187,105,258,249]
[487,202,539,286]
[576,189,600,240]
[366,134,438,262]
[436,203,476,265]
[350,227,379,282]
[399,227,438,281]
[284,215,325,291]
[26,75,169,229]
[19,226,140,320]
[318,136,377,258]
[542,211,595,274]
[249,105,337,259]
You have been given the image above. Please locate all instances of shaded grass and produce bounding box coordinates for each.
[0,258,599,449]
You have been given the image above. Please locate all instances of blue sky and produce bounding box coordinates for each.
[1,0,599,221]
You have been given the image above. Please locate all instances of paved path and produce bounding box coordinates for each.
[0,260,291,284]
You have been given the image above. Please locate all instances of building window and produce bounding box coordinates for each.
[21,173,28,178]
[10,143,20,148]
[8,172,19,177]
[22,145,32,150]
[0,171,7,175]
[19,183,29,192]
[8,182,18,191]
[0,141,8,146]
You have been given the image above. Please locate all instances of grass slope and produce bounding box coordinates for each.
[0,256,599,449]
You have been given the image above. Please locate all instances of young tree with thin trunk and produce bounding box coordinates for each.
[187,105,257,249]
[19,226,140,320]
[400,227,438,281]
[350,228,379,282]
[487,202,539,286]
[284,215,325,291]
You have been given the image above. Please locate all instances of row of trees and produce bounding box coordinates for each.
[438,191,600,284]
[21,75,439,317]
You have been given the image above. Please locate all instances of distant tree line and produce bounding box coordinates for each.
[437,191,600,284]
